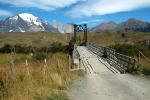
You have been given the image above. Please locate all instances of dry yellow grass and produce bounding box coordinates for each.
[87,31,150,46]
[0,32,67,47]
[0,53,83,100]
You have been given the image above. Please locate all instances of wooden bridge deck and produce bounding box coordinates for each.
[77,46,120,74]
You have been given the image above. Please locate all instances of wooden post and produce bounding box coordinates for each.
[137,51,141,66]
[8,60,15,76]
[8,53,15,83]
[43,58,48,75]
[133,59,136,70]
[25,60,30,76]
[69,55,72,70]
[83,24,87,46]
[74,24,77,44]
[8,53,15,74]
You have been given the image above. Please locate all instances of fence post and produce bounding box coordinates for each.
[69,55,72,70]
[137,51,141,66]
[8,60,15,76]
[25,59,30,76]
[8,53,15,83]
[43,58,48,75]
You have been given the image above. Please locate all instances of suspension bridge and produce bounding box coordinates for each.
[68,24,150,100]
[71,24,136,74]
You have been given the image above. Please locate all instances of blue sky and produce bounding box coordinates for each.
[0,0,150,27]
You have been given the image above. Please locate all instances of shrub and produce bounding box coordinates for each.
[32,52,48,61]
[14,44,25,53]
[121,33,126,38]
[0,43,70,54]
[142,68,150,76]
[110,44,136,57]
[0,44,12,53]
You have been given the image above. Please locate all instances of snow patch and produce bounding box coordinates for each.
[9,30,13,32]
[9,16,18,20]
[19,13,42,26]
[19,27,25,32]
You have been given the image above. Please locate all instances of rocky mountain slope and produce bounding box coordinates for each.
[91,18,150,32]
[91,22,118,32]
[0,13,58,33]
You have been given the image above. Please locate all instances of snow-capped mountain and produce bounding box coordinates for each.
[0,13,58,33]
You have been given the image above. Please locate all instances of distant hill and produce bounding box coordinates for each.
[0,32,67,47]
[0,13,58,33]
[90,22,118,32]
[91,18,150,32]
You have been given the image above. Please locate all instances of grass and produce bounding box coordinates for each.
[138,58,150,75]
[0,32,85,100]
[0,30,149,100]
[87,31,150,46]
[0,32,68,47]
[0,53,83,100]
[34,91,69,100]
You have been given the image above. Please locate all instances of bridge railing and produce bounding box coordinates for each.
[71,44,80,69]
[72,44,80,59]
[87,43,136,73]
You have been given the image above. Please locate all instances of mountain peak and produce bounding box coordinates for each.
[9,16,19,21]
[127,18,138,21]
[18,13,38,20]
[91,18,150,32]
[90,21,118,32]
[106,21,117,24]
[121,18,150,30]
[18,13,42,26]
[126,18,143,23]
[0,13,59,33]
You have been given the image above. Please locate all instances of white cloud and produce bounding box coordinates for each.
[1,0,81,10]
[0,9,12,16]
[67,0,150,18]
[78,19,104,24]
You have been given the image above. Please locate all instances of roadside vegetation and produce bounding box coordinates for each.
[0,32,84,100]
[87,31,150,75]
[0,31,149,99]
[0,52,84,100]
[0,32,67,47]
[110,44,150,75]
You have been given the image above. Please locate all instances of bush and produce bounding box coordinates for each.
[110,44,150,57]
[110,44,136,57]
[14,44,26,53]
[0,43,70,54]
[0,44,12,53]
[32,52,48,61]
[142,68,150,76]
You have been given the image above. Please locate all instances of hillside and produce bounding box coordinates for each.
[0,32,67,47]
[91,18,150,32]
[90,22,118,32]
[87,31,150,46]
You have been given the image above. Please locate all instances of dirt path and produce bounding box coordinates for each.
[68,74,150,100]
[68,46,150,100]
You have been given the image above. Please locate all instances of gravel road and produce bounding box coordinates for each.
[68,46,150,100]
